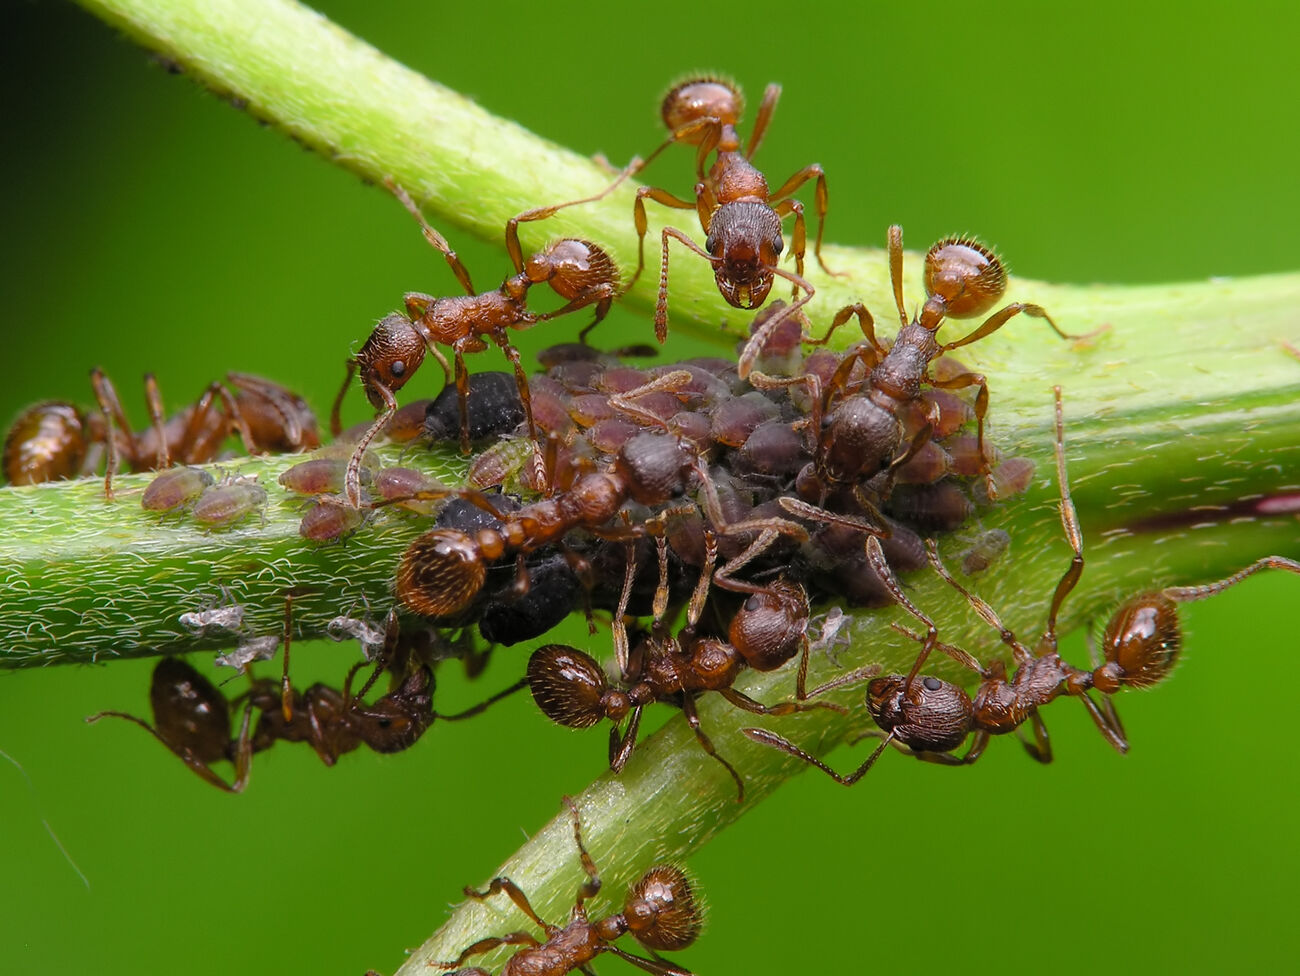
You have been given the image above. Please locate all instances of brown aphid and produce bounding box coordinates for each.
[801,225,1096,502]
[745,389,1300,783]
[627,77,834,366]
[336,185,622,506]
[192,481,267,528]
[372,467,448,514]
[279,458,354,495]
[958,528,1011,576]
[298,494,366,543]
[430,797,701,976]
[141,466,214,513]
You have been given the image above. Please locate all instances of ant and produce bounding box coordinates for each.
[526,530,840,802]
[795,225,1097,503]
[3,370,319,497]
[625,78,834,367]
[429,796,700,976]
[746,388,1300,781]
[86,611,524,790]
[335,184,622,507]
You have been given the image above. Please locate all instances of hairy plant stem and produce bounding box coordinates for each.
[34,0,1300,971]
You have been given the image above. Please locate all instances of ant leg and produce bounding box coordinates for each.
[141,374,169,469]
[84,710,243,793]
[437,677,528,721]
[278,593,295,723]
[1075,691,1129,754]
[488,336,543,479]
[654,226,717,344]
[1017,710,1054,763]
[89,368,135,500]
[746,83,782,159]
[804,302,882,355]
[735,268,815,379]
[505,156,644,271]
[742,727,891,786]
[1161,555,1300,603]
[860,536,947,691]
[601,945,696,976]
[431,932,542,971]
[607,369,694,430]
[344,385,396,507]
[718,686,845,718]
[462,877,555,934]
[228,696,255,792]
[680,694,745,802]
[386,179,476,296]
[630,186,696,291]
[227,373,310,448]
[562,796,603,909]
[330,359,358,438]
[925,367,995,491]
[1042,386,1085,653]
[749,371,823,451]
[924,538,1036,667]
[778,496,887,540]
[770,163,835,277]
[609,705,643,772]
[890,623,984,675]
[941,300,1101,348]
[887,225,908,330]
[611,542,638,678]
[1086,631,1127,743]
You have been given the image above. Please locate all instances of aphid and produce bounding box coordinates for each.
[800,226,1094,499]
[336,187,621,505]
[526,532,837,801]
[140,466,214,513]
[628,77,834,361]
[298,494,366,543]
[419,371,526,445]
[430,797,701,976]
[745,389,1300,780]
[191,480,267,528]
[959,528,1011,576]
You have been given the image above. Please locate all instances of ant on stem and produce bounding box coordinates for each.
[334,182,623,506]
[429,796,701,976]
[625,77,834,369]
[746,388,1300,781]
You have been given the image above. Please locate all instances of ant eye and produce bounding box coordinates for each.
[390,360,406,378]
[378,717,392,728]
[922,676,942,691]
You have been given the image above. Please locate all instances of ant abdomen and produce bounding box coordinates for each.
[396,529,489,618]
[661,77,742,135]
[623,864,702,952]
[866,675,973,753]
[3,402,89,484]
[924,237,1008,320]
[1094,593,1181,693]
[533,239,620,299]
[526,644,620,728]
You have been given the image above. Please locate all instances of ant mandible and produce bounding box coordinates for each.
[335,183,622,506]
[627,77,834,365]
[526,530,841,802]
[429,796,701,976]
[795,225,1098,501]
[746,388,1300,781]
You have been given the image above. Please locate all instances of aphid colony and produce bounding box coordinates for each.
[8,75,1297,976]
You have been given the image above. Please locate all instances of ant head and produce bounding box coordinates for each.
[818,397,904,485]
[706,202,783,310]
[661,77,742,140]
[528,239,620,300]
[923,237,1007,322]
[729,582,809,672]
[866,674,973,753]
[150,658,234,761]
[395,529,491,618]
[356,313,427,408]
[526,644,619,727]
[355,666,435,753]
[1094,593,1181,693]
[624,865,702,952]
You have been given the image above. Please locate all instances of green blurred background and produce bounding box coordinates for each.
[2,1,1299,973]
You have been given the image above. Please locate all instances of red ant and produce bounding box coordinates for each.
[794,225,1097,502]
[626,77,833,363]
[335,185,623,506]
[2,370,318,497]
[86,611,523,790]
[746,388,1300,781]
[526,530,840,802]
[429,796,701,976]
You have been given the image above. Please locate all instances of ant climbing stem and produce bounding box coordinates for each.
[429,796,701,976]
[625,77,833,365]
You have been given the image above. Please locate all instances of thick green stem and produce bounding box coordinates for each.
[32,0,1300,972]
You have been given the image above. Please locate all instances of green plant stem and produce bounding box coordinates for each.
[37,0,1300,972]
